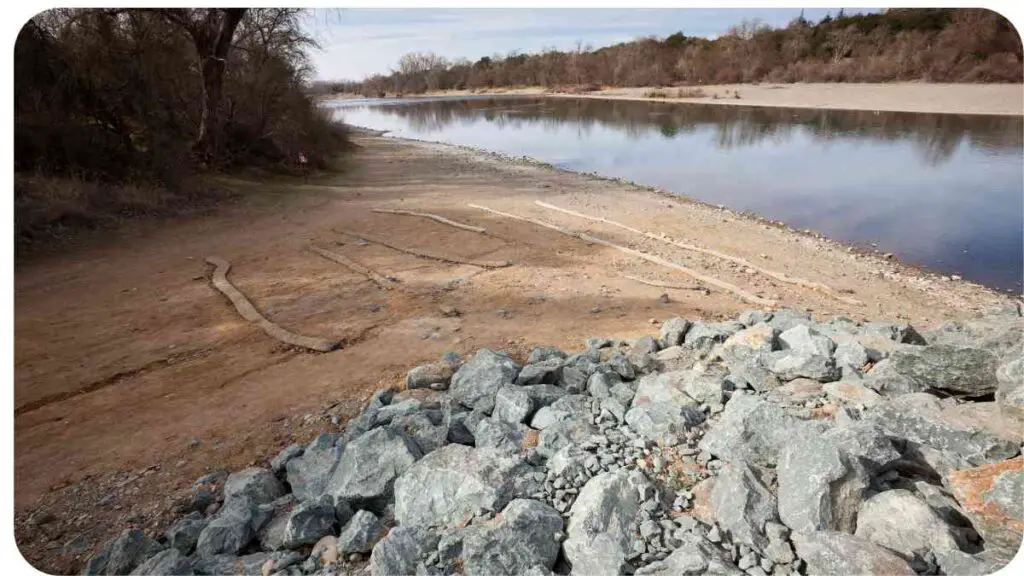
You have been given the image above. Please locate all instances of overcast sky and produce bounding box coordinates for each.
[306,8,873,81]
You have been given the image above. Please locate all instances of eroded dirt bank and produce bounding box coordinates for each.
[13,133,1014,572]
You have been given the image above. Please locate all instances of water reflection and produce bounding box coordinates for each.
[339,97,1022,167]
[333,97,1023,291]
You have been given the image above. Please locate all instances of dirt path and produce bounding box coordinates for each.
[13,133,1013,571]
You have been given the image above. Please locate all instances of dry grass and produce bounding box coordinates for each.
[676,87,708,98]
[643,88,671,98]
[14,174,228,251]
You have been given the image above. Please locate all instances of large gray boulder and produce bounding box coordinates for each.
[451,349,519,413]
[389,411,448,455]
[635,533,743,575]
[254,495,297,552]
[865,393,1019,466]
[493,386,533,424]
[520,384,568,411]
[699,393,825,467]
[461,499,563,575]
[777,421,900,534]
[778,324,836,357]
[791,531,916,575]
[285,435,343,502]
[659,317,692,348]
[191,551,303,576]
[887,345,1000,397]
[861,358,927,395]
[406,353,461,391]
[684,321,744,349]
[281,495,337,549]
[766,309,812,332]
[563,470,653,576]
[936,549,1012,576]
[516,358,563,386]
[326,427,422,510]
[195,499,262,557]
[997,356,1024,429]
[475,418,529,454]
[625,371,706,439]
[710,460,778,551]
[527,346,567,364]
[338,510,386,554]
[394,444,531,529]
[84,529,165,575]
[766,348,839,382]
[164,512,207,556]
[854,489,959,561]
[370,526,439,576]
[223,467,285,507]
[537,414,598,458]
[530,395,594,429]
[128,549,192,576]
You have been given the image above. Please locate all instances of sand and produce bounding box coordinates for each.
[419,82,1023,116]
[14,132,1014,572]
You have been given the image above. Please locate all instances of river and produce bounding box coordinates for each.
[329,96,1023,293]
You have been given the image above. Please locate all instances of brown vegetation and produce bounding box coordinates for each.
[336,9,1022,96]
[14,9,348,248]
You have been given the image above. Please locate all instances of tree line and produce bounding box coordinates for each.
[334,9,1022,97]
[15,9,347,245]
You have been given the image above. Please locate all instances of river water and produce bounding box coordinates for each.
[329,96,1023,292]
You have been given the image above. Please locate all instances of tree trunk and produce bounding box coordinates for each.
[193,9,246,162]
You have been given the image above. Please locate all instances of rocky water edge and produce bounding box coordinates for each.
[80,306,1023,575]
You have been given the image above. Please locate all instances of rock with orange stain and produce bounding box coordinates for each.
[947,456,1024,553]
[689,477,717,526]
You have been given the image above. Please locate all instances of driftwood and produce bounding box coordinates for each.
[205,257,340,352]
[335,228,512,269]
[309,245,396,290]
[622,274,705,292]
[371,208,487,234]
[535,200,861,306]
[469,204,775,307]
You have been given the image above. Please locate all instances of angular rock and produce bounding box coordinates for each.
[654,345,707,373]
[516,358,563,386]
[684,321,744,350]
[937,400,1023,444]
[390,411,448,455]
[659,317,692,349]
[607,353,635,380]
[451,349,519,413]
[224,467,285,507]
[338,510,386,554]
[625,402,705,441]
[326,427,422,510]
[767,349,838,382]
[547,445,589,479]
[854,489,958,561]
[822,381,881,407]
[195,498,262,557]
[370,526,440,576]
[834,340,869,371]
[270,444,305,476]
[700,393,825,467]
[530,395,594,429]
[887,345,1000,397]
[936,549,1012,576]
[777,421,899,534]
[865,393,1018,466]
[947,457,1024,553]
[519,384,568,411]
[475,418,529,454]
[537,414,598,457]
[86,529,165,575]
[997,356,1024,429]
[739,310,773,327]
[164,511,208,555]
[129,548,192,576]
[609,382,636,407]
[461,499,563,575]
[407,355,460,390]
[711,460,778,551]
[766,309,812,332]
[790,531,916,575]
[558,366,588,394]
[722,323,777,355]
[861,358,926,395]
[587,370,619,399]
[778,325,836,357]
[635,535,743,575]
[493,386,533,424]
[767,378,823,404]
[255,495,298,552]
[564,470,653,576]
[192,551,302,576]
[528,346,567,364]
[282,495,337,549]
[286,438,343,502]
[394,445,531,529]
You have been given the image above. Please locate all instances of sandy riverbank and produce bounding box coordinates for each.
[14,132,1014,571]
[410,82,1024,116]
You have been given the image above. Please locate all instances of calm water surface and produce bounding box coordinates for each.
[329,96,1023,292]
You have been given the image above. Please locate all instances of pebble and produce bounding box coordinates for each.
[707,525,722,543]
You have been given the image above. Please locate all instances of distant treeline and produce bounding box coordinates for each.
[332,9,1022,96]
